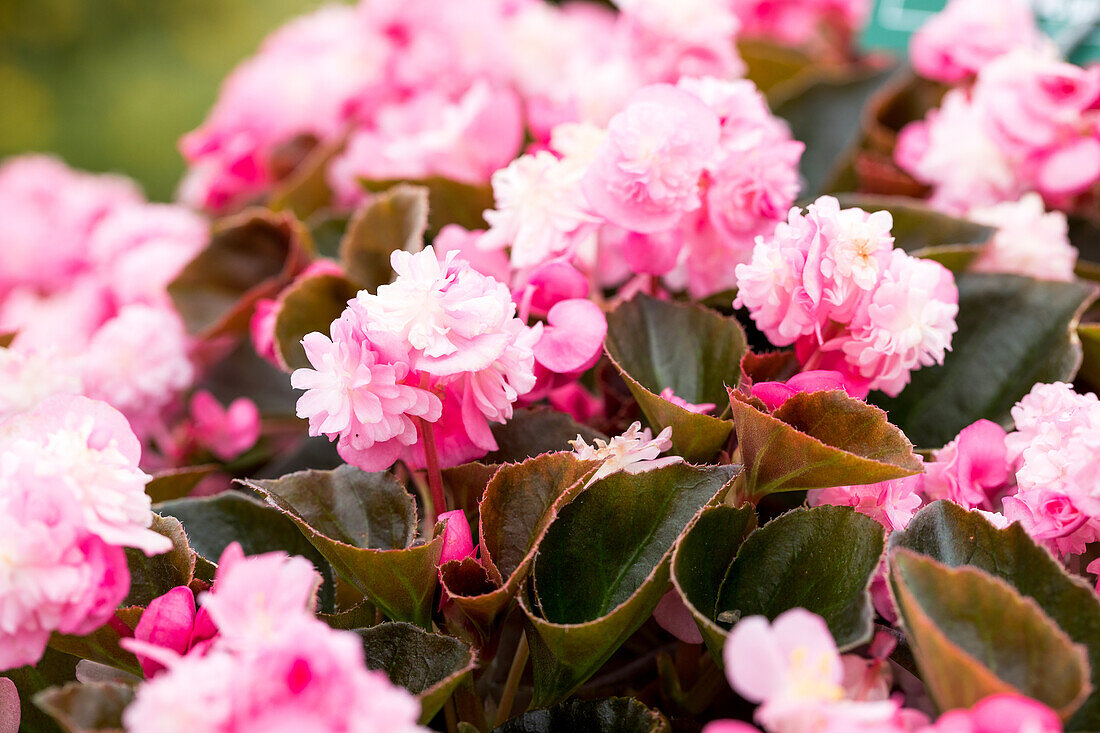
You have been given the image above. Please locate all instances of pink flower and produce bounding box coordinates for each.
[749,370,855,411]
[0,479,129,671]
[433,226,511,286]
[653,589,704,644]
[0,395,168,555]
[131,586,215,678]
[614,0,745,82]
[0,346,83,421]
[808,473,925,532]
[189,391,262,462]
[910,0,1044,83]
[969,194,1077,282]
[659,387,716,414]
[437,510,475,567]
[291,317,442,472]
[834,250,958,397]
[924,420,1010,510]
[0,676,18,733]
[730,0,871,47]
[250,298,280,365]
[920,694,1062,733]
[571,422,680,482]
[582,84,720,233]
[530,299,607,397]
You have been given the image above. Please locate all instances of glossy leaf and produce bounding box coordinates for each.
[155,491,336,612]
[605,294,745,461]
[272,272,359,370]
[717,505,883,650]
[356,622,477,724]
[123,515,195,607]
[892,501,1100,729]
[441,454,598,646]
[670,504,757,660]
[362,177,494,236]
[269,134,344,218]
[486,408,604,464]
[730,388,921,496]
[168,208,311,339]
[242,467,442,628]
[833,194,994,252]
[890,549,1090,719]
[35,682,132,733]
[873,274,1097,447]
[144,465,217,504]
[493,697,669,733]
[522,464,738,706]
[339,184,427,290]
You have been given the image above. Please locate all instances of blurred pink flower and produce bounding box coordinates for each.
[910,0,1043,83]
[189,391,262,462]
[0,676,18,733]
[924,419,1010,510]
[729,0,871,47]
[969,194,1077,282]
[920,694,1062,733]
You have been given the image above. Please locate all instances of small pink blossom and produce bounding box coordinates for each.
[969,194,1077,282]
[189,391,262,462]
[910,0,1044,83]
[658,387,715,414]
[582,84,720,233]
[924,420,1010,510]
[533,299,607,377]
[571,422,679,482]
[808,473,925,532]
[729,0,871,48]
[131,586,215,678]
[653,589,704,644]
[920,694,1062,733]
[437,510,475,567]
[749,370,854,411]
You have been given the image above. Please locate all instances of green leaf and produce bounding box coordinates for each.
[123,514,195,607]
[3,648,80,733]
[49,609,143,677]
[522,464,738,706]
[269,135,343,218]
[873,274,1097,447]
[155,491,336,612]
[362,177,494,236]
[773,62,898,196]
[441,454,598,646]
[717,505,883,650]
[670,504,757,660]
[730,388,921,496]
[738,39,816,100]
[242,467,441,628]
[890,548,1090,719]
[168,208,312,339]
[144,466,217,504]
[486,407,604,464]
[355,622,477,724]
[832,194,994,252]
[272,272,360,370]
[892,501,1100,730]
[34,682,133,733]
[604,294,746,462]
[1077,323,1100,392]
[339,184,427,290]
[493,698,669,733]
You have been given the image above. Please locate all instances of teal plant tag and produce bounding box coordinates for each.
[861,0,1100,65]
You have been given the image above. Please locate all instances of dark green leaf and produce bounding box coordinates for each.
[273,272,359,370]
[339,184,427,290]
[356,622,477,724]
[873,274,1097,447]
[123,515,195,607]
[362,177,494,236]
[892,501,1100,729]
[717,505,883,649]
[34,682,133,733]
[493,698,669,733]
[605,294,745,461]
[523,464,738,706]
[155,491,336,612]
[242,468,440,627]
[144,466,217,504]
[49,609,143,677]
[890,548,1090,719]
[738,39,816,100]
[269,135,343,218]
[730,388,921,496]
[833,194,994,251]
[486,408,604,464]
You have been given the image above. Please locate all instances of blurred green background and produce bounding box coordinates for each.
[0,0,339,202]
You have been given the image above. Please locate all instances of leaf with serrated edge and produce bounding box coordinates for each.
[890,548,1090,719]
[892,501,1100,729]
[123,514,195,607]
[730,388,921,497]
[522,464,738,706]
[339,185,427,291]
[355,622,477,724]
[242,467,441,628]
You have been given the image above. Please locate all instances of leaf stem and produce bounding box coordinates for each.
[494,632,530,727]
[417,416,447,526]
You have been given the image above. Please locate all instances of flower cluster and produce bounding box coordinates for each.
[0,395,169,671]
[735,196,959,396]
[180,0,750,213]
[123,544,427,733]
[0,155,201,440]
[481,77,804,298]
[897,47,1100,213]
[292,246,542,470]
